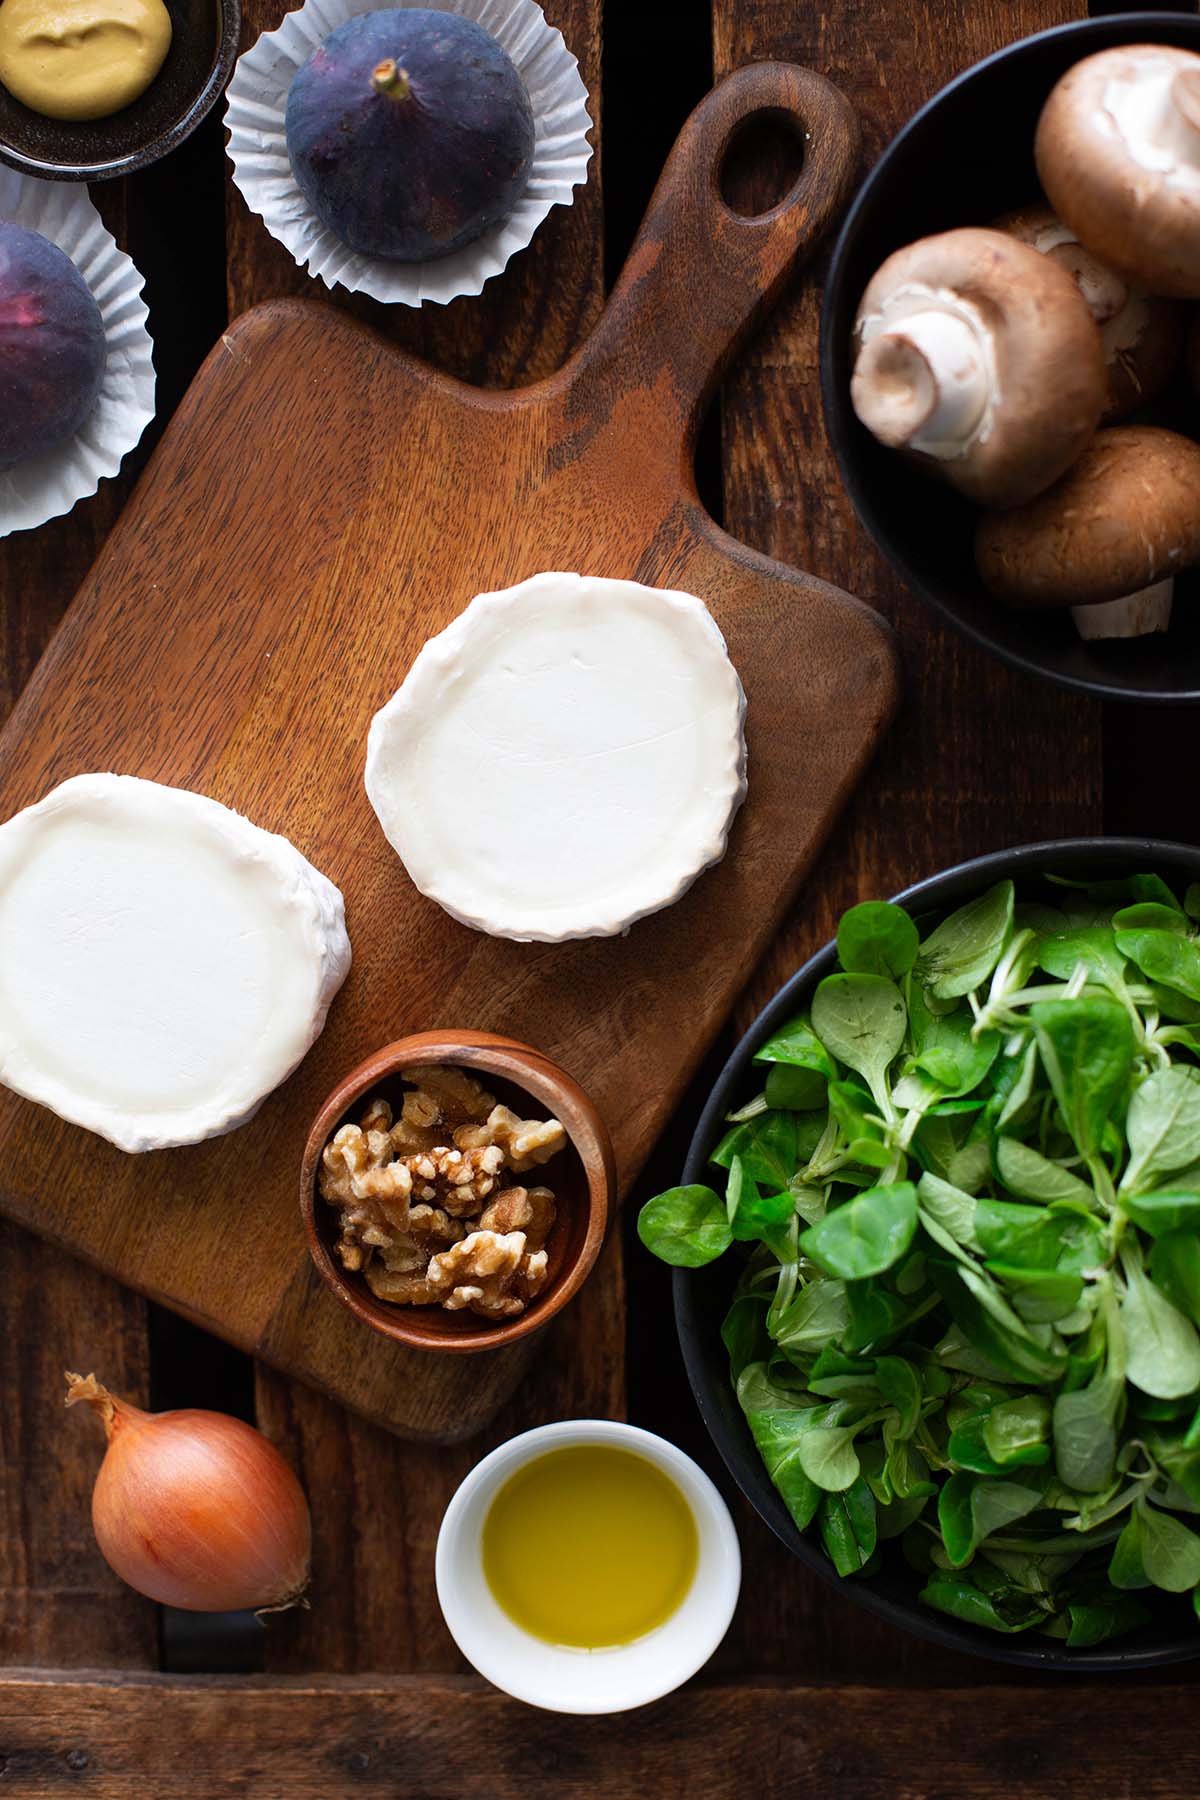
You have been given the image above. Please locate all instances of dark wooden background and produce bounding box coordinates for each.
[1,0,1197,1792]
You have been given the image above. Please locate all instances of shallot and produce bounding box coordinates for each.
[65,1372,311,1612]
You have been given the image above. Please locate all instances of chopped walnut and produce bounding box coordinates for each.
[359,1096,393,1135]
[376,1234,427,1274]
[320,1123,414,1214]
[478,1186,557,1253]
[376,1205,465,1274]
[454,1105,567,1172]
[401,1064,495,1123]
[320,1078,564,1318]
[385,1067,498,1152]
[408,1202,467,1248]
[320,1121,416,1270]
[395,1143,506,1215]
[365,1266,440,1306]
[425,1229,550,1319]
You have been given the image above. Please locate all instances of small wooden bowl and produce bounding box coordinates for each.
[300,1031,615,1354]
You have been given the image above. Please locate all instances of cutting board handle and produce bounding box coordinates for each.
[562,62,860,470]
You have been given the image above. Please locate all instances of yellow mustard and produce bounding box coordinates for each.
[0,0,172,121]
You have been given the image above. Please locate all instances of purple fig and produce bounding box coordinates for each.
[285,8,535,262]
[0,223,106,469]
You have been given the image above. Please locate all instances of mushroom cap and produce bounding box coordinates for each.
[1035,45,1200,298]
[976,425,1200,608]
[852,227,1105,508]
[990,202,1184,421]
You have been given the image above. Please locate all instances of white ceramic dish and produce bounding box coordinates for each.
[435,1419,741,1714]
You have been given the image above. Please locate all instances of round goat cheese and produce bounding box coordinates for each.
[0,774,352,1152]
[364,572,748,942]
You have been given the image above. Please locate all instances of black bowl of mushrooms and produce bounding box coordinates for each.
[821,11,1200,703]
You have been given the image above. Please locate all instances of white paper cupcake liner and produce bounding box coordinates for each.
[226,0,593,306]
[0,171,156,540]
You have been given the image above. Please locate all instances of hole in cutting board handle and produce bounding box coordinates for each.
[555,64,859,471]
[719,109,808,219]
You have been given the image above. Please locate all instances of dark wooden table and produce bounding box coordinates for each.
[2,1,1197,1793]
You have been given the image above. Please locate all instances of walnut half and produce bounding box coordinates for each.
[477,1186,556,1254]
[425,1230,551,1320]
[454,1105,567,1172]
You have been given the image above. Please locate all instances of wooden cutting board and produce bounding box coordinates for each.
[0,63,897,1443]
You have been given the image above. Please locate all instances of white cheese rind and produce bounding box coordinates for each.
[364,572,748,943]
[0,774,352,1152]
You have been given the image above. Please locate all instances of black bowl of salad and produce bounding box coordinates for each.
[661,839,1200,1669]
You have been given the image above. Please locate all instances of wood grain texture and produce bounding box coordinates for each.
[2,1670,1197,1796]
[705,0,1104,1685]
[0,64,890,1448]
[0,185,156,1675]
[0,1229,155,1671]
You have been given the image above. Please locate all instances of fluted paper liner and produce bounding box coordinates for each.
[0,171,155,539]
[225,0,593,306]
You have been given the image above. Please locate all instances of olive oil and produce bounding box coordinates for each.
[481,1445,699,1649]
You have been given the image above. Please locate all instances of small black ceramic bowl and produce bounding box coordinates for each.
[674,837,1200,1670]
[0,0,238,181]
[820,11,1200,704]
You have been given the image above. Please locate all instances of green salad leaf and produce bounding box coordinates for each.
[811,973,906,1112]
[636,1186,731,1266]
[799,1183,918,1280]
[1121,1071,1200,1196]
[836,900,920,981]
[916,880,1014,1000]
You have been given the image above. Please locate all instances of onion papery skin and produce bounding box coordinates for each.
[68,1376,311,1612]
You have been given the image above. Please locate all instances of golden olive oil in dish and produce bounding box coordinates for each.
[481,1445,699,1649]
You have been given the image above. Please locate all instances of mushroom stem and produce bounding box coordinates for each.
[852,305,991,458]
[1043,240,1128,325]
[1072,578,1174,641]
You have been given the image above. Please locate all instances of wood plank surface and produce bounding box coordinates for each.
[0,1230,154,1671]
[0,186,157,1676]
[703,0,1110,1687]
[2,1669,1197,1797]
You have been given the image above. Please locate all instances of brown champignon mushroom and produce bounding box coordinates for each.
[1036,45,1200,299]
[991,203,1184,421]
[975,425,1200,640]
[851,228,1106,508]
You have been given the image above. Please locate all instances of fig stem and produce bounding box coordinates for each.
[372,58,411,101]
